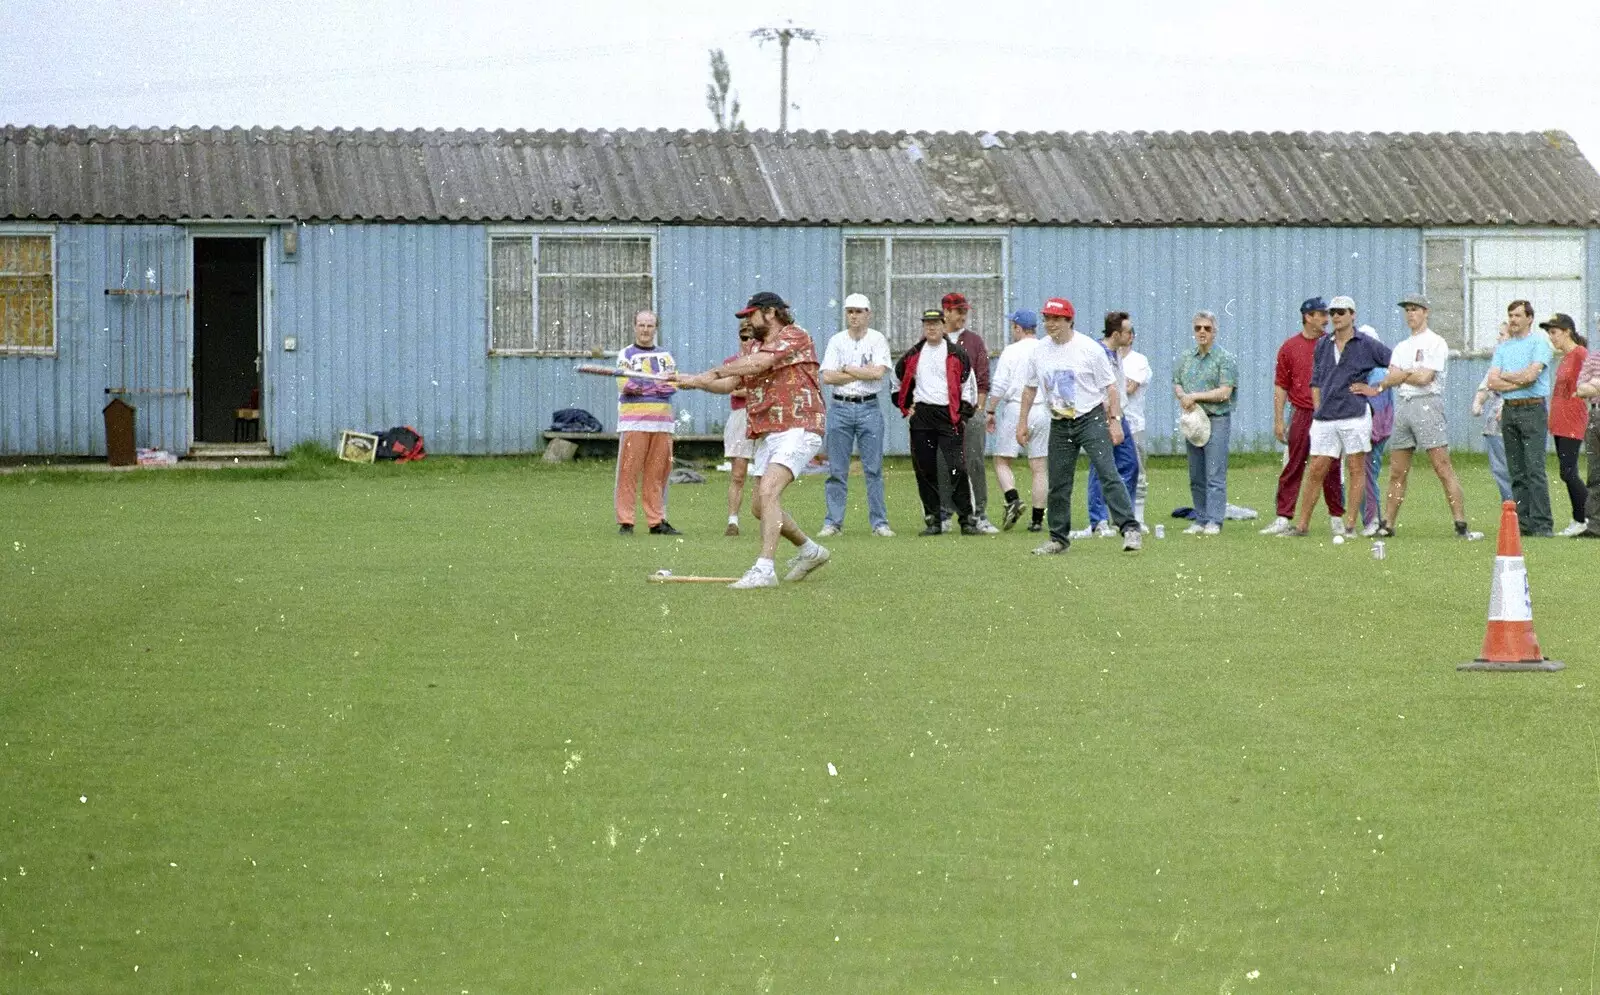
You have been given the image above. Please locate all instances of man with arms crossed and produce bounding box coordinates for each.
[1487,299,1556,537]
[818,293,894,537]
[1017,298,1141,554]
[985,309,1048,531]
[1262,298,1345,534]
[1282,296,1390,538]
[676,292,832,588]
[1360,295,1480,539]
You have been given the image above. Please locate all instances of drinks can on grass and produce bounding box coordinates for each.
[1372,540,1386,560]
[1154,524,1165,539]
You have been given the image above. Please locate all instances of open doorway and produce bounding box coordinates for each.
[192,237,263,444]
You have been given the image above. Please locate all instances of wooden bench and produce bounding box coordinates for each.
[541,431,725,461]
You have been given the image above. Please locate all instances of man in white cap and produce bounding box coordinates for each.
[818,293,894,537]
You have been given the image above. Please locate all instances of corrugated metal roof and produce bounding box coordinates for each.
[3,125,1599,226]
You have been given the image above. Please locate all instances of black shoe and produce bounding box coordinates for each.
[1001,499,1024,531]
[1375,521,1395,538]
[649,521,682,536]
[1027,520,1044,532]
[919,522,943,537]
[619,524,634,535]
[959,521,983,536]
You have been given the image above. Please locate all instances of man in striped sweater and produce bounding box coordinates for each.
[614,311,680,536]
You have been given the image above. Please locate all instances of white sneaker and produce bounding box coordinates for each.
[1093,521,1116,538]
[1361,520,1381,537]
[1122,529,1142,552]
[1259,516,1293,535]
[1068,527,1095,540]
[817,524,841,538]
[1330,517,1347,537]
[872,524,896,537]
[1558,520,1588,537]
[1139,523,1151,534]
[728,566,779,589]
[940,517,954,534]
[976,518,1001,534]
[783,544,831,582]
[1201,523,1221,536]
[1031,539,1068,555]
[1183,522,1205,535]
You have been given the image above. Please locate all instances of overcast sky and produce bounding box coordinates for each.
[5,0,1600,162]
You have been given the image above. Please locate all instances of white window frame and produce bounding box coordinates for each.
[841,228,1010,351]
[486,225,657,357]
[0,223,59,357]
[1425,228,1587,356]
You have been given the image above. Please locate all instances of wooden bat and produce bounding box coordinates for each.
[574,364,673,381]
[648,570,741,584]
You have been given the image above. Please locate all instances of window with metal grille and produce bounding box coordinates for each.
[489,233,654,355]
[0,234,54,354]
[843,233,1006,354]
[1425,233,1586,353]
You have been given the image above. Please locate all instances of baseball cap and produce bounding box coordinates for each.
[1328,295,1356,311]
[843,293,871,310]
[920,309,946,323]
[1300,296,1329,314]
[940,292,970,311]
[1398,294,1431,309]
[1539,313,1576,332]
[1007,309,1038,330]
[1040,297,1075,319]
[735,291,788,317]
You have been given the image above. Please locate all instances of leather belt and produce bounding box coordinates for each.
[832,394,876,403]
[1504,397,1545,407]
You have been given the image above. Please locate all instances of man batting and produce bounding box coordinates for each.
[675,291,831,589]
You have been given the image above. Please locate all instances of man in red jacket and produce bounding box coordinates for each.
[1261,297,1346,535]
[896,309,981,536]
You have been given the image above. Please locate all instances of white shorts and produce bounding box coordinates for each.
[992,401,1049,459]
[723,408,756,460]
[751,427,823,478]
[1310,411,1373,458]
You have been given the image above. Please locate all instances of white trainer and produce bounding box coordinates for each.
[782,544,831,582]
[1558,520,1588,537]
[976,518,1001,534]
[1259,516,1293,535]
[1183,522,1205,535]
[1031,539,1068,555]
[872,524,896,537]
[1201,523,1221,536]
[1068,527,1095,540]
[1330,517,1347,537]
[728,566,779,589]
[1361,520,1381,537]
[1093,521,1116,538]
[817,524,841,538]
[1122,529,1142,552]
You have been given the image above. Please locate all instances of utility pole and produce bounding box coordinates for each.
[750,23,819,133]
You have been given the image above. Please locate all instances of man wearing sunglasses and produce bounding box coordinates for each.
[1284,296,1391,538]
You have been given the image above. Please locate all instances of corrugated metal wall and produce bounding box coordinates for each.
[5,223,1597,457]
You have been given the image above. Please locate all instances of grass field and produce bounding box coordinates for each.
[2,450,1596,993]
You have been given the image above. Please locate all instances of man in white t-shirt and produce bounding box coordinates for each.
[1121,329,1153,528]
[818,293,894,537]
[985,309,1048,531]
[1016,297,1141,554]
[1359,295,1479,539]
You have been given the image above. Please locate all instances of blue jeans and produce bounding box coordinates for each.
[1185,413,1230,527]
[1363,438,1387,526]
[823,399,888,529]
[1087,416,1140,525]
[1485,434,1513,502]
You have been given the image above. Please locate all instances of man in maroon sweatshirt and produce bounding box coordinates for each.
[937,292,997,532]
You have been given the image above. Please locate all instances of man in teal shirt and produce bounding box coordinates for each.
[1173,309,1239,533]
[1487,299,1555,536]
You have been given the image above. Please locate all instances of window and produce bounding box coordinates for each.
[489,233,654,354]
[843,233,1006,352]
[1425,233,1585,352]
[0,233,54,354]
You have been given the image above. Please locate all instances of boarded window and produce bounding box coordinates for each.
[489,234,654,354]
[1427,233,1586,353]
[0,234,54,353]
[843,234,1006,353]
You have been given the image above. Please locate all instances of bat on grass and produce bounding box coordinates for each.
[574,364,673,381]
[648,570,741,584]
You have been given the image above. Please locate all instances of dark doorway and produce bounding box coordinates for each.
[193,238,262,443]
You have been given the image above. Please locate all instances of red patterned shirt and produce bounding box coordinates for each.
[744,325,825,438]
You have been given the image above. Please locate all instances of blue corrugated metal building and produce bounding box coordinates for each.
[4,126,1599,457]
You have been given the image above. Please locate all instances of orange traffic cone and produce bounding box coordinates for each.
[1459,500,1564,672]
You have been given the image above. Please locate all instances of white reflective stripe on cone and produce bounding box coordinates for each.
[1487,556,1534,622]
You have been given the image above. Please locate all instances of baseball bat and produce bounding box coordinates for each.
[647,571,741,584]
[574,364,673,381]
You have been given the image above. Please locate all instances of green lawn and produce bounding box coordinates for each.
[2,453,1595,993]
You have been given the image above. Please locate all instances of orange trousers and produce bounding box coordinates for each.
[615,431,673,526]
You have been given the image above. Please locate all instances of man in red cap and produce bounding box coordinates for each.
[1016,297,1141,554]
[676,292,832,588]
[937,292,998,532]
